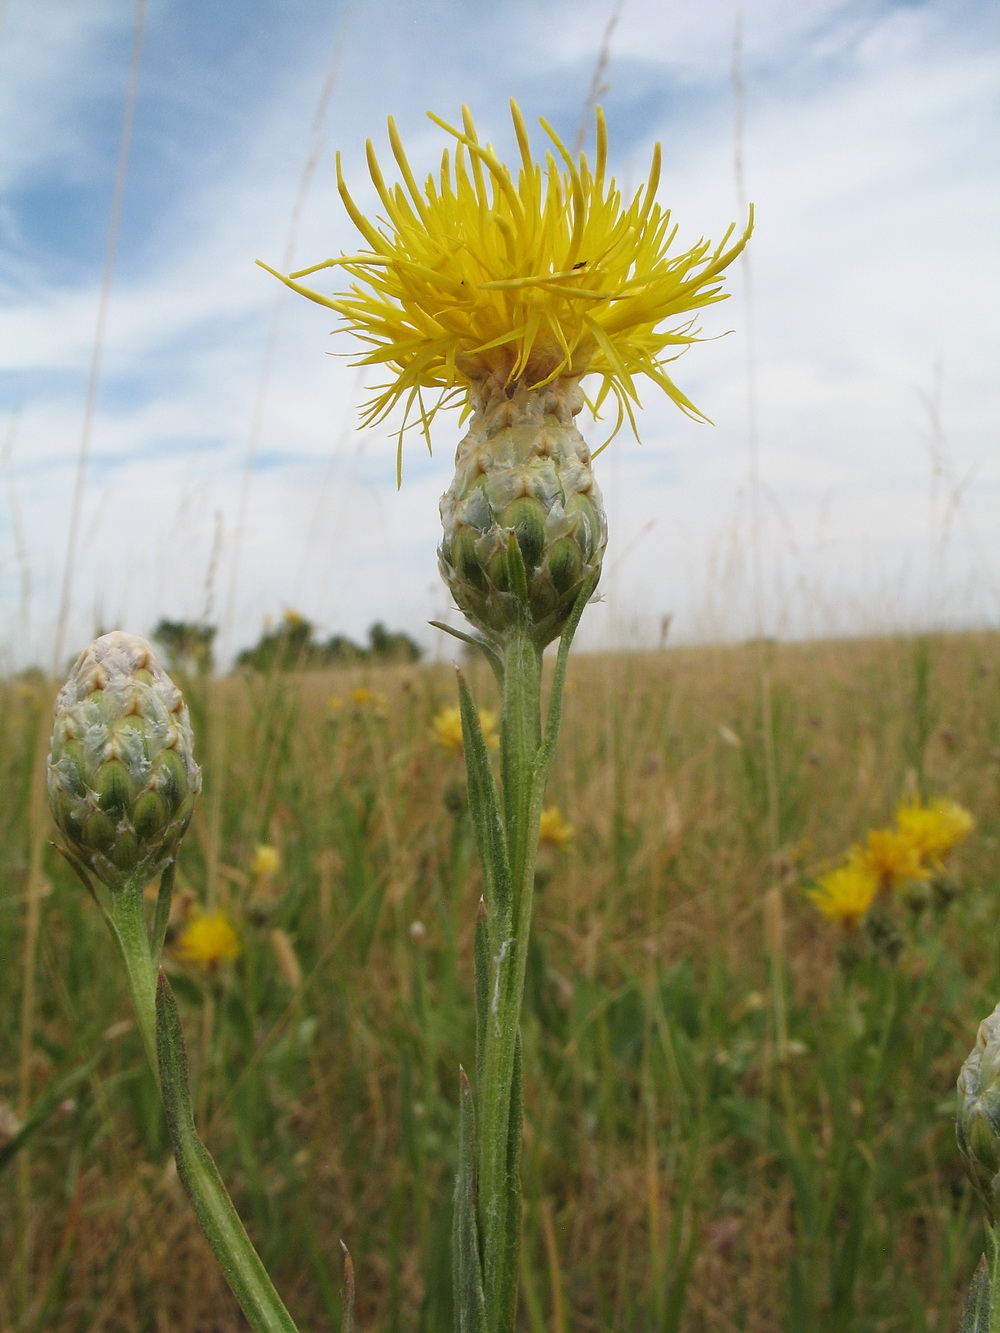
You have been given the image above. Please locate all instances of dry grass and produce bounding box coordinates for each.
[1,628,998,1330]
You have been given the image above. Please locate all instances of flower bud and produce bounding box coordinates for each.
[957,1000,1000,1221]
[48,631,201,890]
[438,375,606,648]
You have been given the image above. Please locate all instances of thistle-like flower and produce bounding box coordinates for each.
[47,631,201,890]
[176,909,241,969]
[261,102,750,646]
[958,1000,1000,1222]
[896,796,974,865]
[805,861,879,929]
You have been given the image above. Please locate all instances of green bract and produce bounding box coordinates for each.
[438,375,607,648]
[958,1001,1000,1223]
[47,631,201,889]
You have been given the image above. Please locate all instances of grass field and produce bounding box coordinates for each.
[2,628,998,1331]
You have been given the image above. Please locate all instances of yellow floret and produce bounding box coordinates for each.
[806,862,879,929]
[538,806,575,849]
[432,704,499,753]
[896,797,974,863]
[854,828,929,892]
[175,910,241,967]
[259,101,752,478]
[251,844,280,880]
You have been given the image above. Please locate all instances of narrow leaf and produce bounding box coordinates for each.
[339,1241,356,1333]
[458,672,510,931]
[453,1068,487,1333]
[430,621,503,683]
[492,1034,523,1333]
[156,970,300,1333]
[960,1254,991,1333]
[150,860,175,959]
[474,898,489,1081]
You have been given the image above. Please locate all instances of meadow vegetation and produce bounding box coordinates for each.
[2,628,998,1331]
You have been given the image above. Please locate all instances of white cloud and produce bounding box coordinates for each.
[0,0,997,670]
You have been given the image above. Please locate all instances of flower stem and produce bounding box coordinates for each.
[469,582,593,1333]
[105,874,161,1081]
[105,873,300,1333]
[477,621,542,1331]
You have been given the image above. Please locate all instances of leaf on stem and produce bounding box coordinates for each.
[959,1254,991,1333]
[458,672,511,933]
[474,898,489,1080]
[453,1068,487,1333]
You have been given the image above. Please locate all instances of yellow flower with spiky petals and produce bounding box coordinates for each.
[176,910,241,968]
[538,806,575,849]
[432,704,499,753]
[854,828,929,893]
[259,102,752,479]
[806,862,879,929]
[896,796,974,864]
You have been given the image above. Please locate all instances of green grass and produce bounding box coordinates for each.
[2,629,999,1331]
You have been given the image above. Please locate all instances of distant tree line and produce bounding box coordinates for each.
[150,614,422,675]
[234,613,422,672]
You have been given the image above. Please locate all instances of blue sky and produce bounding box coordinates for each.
[1,0,998,667]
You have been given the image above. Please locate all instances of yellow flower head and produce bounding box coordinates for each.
[175,910,241,968]
[351,685,387,711]
[538,806,575,849]
[259,102,752,476]
[251,844,281,880]
[896,796,974,863]
[806,862,879,929]
[854,828,929,892]
[431,704,499,753]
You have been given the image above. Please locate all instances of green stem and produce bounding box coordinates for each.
[105,874,161,1081]
[156,971,300,1332]
[478,622,542,1332]
[473,581,593,1333]
[104,871,300,1333]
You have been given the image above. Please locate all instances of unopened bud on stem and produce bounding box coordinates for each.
[958,1000,1000,1222]
[48,631,201,890]
[439,374,606,648]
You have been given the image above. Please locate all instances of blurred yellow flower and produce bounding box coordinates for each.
[327,694,345,713]
[538,806,575,849]
[806,862,879,930]
[351,685,387,711]
[896,797,974,863]
[176,911,241,967]
[432,705,499,753]
[251,844,280,880]
[854,828,929,892]
[260,102,751,476]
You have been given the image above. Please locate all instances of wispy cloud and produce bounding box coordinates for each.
[0,0,997,668]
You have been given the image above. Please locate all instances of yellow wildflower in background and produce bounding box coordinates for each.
[538,806,575,849]
[251,844,280,880]
[854,828,929,893]
[176,911,241,968]
[806,862,879,930]
[351,686,387,712]
[260,101,752,475]
[896,797,974,864]
[432,704,499,753]
[327,694,345,713]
